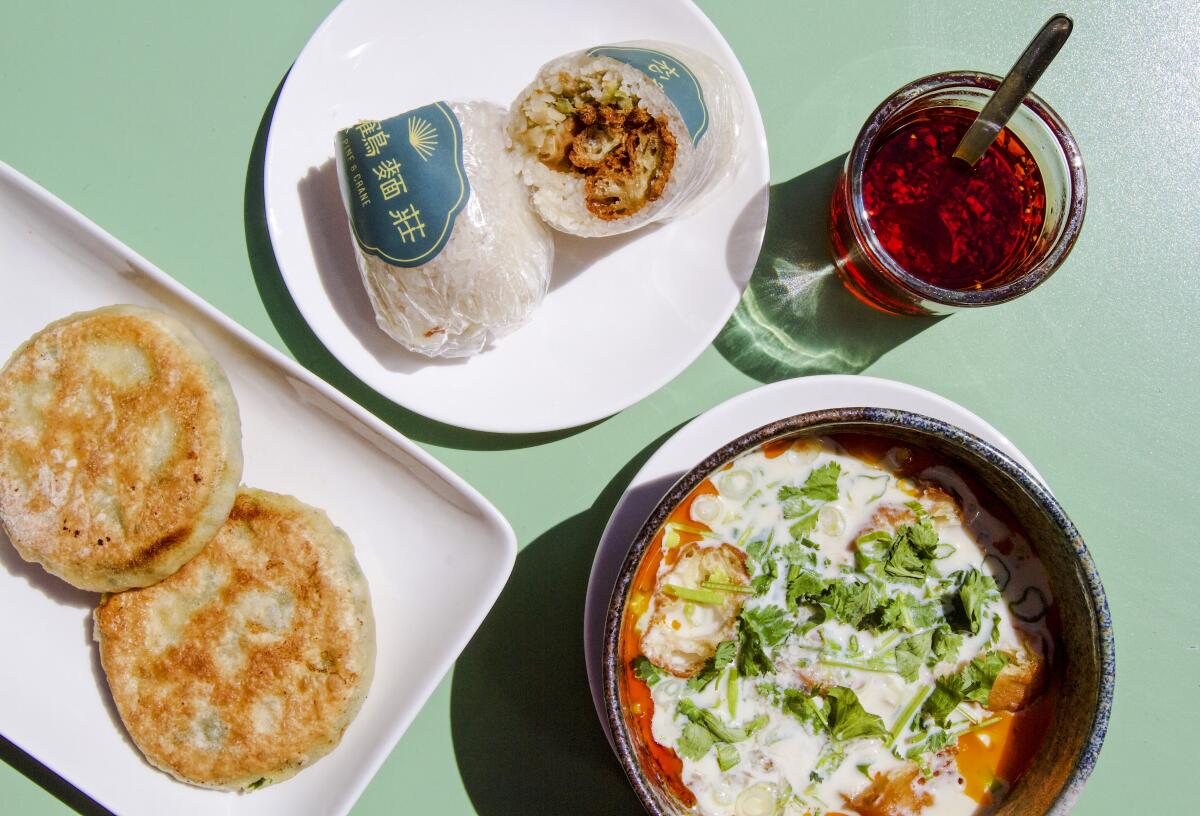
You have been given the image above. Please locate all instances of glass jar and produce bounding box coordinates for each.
[829,72,1086,315]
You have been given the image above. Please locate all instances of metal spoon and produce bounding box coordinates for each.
[954,14,1074,166]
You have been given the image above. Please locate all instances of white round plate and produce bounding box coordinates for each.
[583,374,1047,746]
[264,0,769,433]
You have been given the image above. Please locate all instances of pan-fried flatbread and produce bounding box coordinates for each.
[94,488,375,790]
[0,305,242,591]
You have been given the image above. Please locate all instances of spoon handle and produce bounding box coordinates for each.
[954,14,1074,166]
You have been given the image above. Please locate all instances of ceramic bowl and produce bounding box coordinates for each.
[602,407,1113,816]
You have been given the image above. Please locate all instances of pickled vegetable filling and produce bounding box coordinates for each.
[516,73,677,220]
[621,435,1056,816]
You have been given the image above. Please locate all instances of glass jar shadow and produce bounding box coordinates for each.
[714,156,941,384]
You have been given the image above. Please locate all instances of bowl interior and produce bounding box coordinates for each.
[604,409,1112,816]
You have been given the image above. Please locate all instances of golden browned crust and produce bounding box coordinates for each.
[530,94,677,221]
[857,485,964,542]
[0,305,242,591]
[94,488,375,791]
[844,763,934,816]
[988,645,1048,712]
[583,112,677,220]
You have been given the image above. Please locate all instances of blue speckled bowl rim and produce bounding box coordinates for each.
[602,407,1114,816]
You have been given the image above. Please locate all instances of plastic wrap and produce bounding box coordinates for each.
[336,101,553,357]
[508,41,743,237]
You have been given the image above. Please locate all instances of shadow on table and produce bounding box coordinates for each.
[714,155,942,382]
[243,74,601,451]
[449,426,682,815]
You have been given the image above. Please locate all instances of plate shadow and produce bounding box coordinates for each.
[715,155,943,382]
[295,158,433,374]
[0,528,95,610]
[582,470,682,738]
[449,425,683,815]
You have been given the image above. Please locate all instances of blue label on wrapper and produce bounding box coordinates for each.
[586,46,709,144]
[338,102,469,267]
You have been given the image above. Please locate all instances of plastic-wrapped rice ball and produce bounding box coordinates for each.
[335,101,553,357]
[508,41,742,237]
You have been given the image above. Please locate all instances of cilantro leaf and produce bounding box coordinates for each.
[883,520,941,582]
[895,631,934,682]
[715,742,740,771]
[821,579,884,628]
[825,686,889,742]
[743,605,794,646]
[677,699,746,743]
[789,512,818,539]
[737,627,774,676]
[959,651,1011,705]
[785,566,827,611]
[746,537,772,565]
[736,605,792,676]
[677,699,767,748]
[688,640,736,692]
[801,462,842,501]
[930,627,963,666]
[777,485,814,520]
[751,556,778,596]
[879,593,941,633]
[884,539,930,581]
[922,651,1012,725]
[781,539,814,565]
[923,676,967,726]
[677,722,715,760]
[632,656,664,687]
[905,726,953,760]
[781,688,827,734]
[954,567,999,636]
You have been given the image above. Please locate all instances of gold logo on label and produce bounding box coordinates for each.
[407,116,438,160]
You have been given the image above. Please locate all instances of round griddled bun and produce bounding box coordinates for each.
[0,305,242,591]
[93,488,376,791]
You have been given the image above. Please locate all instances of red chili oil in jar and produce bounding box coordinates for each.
[861,106,1046,290]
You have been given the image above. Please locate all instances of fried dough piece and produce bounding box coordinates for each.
[862,485,963,536]
[640,542,750,677]
[844,764,933,816]
[989,644,1048,711]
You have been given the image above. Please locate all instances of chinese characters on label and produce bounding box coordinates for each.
[340,103,469,265]
[374,159,407,201]
[389,206,426,244]
[355,120,425,243]
[357,120,391,157]
[646,57,680,88]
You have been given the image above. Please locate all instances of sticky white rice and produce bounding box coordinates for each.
[508,41,742,237]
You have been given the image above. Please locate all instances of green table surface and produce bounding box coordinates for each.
[1,1,1194,813]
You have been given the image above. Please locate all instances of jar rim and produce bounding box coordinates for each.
[845,71,1087,307]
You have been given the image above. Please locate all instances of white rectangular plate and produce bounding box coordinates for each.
[0,161,516,816]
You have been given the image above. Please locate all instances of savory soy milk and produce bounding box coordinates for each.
[620,434,1055,816]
